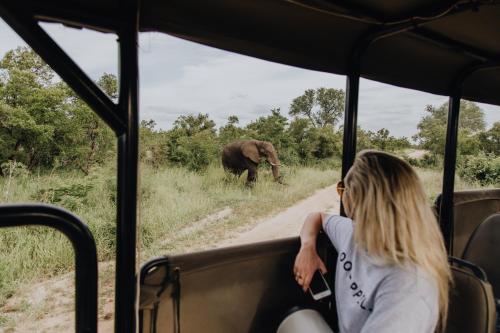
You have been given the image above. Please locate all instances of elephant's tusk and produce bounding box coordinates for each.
[269,162,281,166]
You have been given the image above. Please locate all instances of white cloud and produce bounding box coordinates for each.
[1,20,498,137]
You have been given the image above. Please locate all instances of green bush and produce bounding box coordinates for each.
[459,153,499,186]
[172,130,219,171]
[405,153,440,169]
[33,182,93,210]
[0,160,29,178]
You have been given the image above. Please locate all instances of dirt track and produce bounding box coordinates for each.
[219,184,339,246]
[1,184,339,332]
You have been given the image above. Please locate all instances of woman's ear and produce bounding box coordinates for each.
[241,142,260,164]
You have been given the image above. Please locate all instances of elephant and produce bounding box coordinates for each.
[222,140,282,184]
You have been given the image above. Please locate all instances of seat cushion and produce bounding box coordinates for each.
[446,260,496,333]
[436,189,500,257]
[463,213,500,300]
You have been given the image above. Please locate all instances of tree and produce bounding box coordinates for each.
[413,101,486,156]
[478,122,500,156]
[140,119,168,167]
[173,113,216,136]
[166,113,219,170]
[245,108,290,150]
[289,88,345,128]
[218,115,249,145]
[0,47,115,172]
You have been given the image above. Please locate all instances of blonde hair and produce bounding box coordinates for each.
[344,150,451,330]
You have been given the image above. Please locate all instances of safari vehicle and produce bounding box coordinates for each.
[0,0,499,332]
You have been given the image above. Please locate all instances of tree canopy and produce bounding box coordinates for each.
[0,47,114,173]
[289,88,345,128]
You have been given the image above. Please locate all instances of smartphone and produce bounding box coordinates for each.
[308,270,331,300]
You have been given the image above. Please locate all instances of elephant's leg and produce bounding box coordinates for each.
[246,164,257,184]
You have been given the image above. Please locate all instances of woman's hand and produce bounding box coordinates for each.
[293,244,327,292]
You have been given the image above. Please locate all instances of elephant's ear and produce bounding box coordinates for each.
[241,142,260,164]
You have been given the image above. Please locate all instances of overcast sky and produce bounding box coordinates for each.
[0,20,498,138]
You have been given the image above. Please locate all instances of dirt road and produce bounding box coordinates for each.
[219,184,339,246]
[1,184,339,332]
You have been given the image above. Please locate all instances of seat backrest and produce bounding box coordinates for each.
[445,258,496,333]
[435,189,500,257]
[139,236,336,333]
[462,213,500,300]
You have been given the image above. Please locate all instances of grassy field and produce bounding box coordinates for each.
[0,163,339,307]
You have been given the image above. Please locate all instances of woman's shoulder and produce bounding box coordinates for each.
[323,214,353,226]
[381,265,439,304]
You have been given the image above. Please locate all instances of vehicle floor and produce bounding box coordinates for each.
[0,185,339,333]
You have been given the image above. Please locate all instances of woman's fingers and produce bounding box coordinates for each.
[294,248,328,292]
[302,274,312,292]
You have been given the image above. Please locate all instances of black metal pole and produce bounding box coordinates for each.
[341,72,360,180]
[339,66,360,217]
[0,3,125,135]
[0,204,98,333]
[115,0,139,331]
[439,93,461,254]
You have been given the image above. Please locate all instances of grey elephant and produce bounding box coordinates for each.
[222,140,282,184]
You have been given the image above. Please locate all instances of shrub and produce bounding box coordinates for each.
[33,182,93,210]
[405,153,440,169]
[171,130,219,171]
[459,153,499,186]
[0,160,29,178]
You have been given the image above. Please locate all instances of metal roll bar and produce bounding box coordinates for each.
[0,204,98,333]
[114,0,140,331]
[0,0,499,332]
[0,3,126,135]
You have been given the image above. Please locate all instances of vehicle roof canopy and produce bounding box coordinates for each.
[16,0,500,106]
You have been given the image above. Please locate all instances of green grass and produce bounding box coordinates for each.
[415,167,490,202]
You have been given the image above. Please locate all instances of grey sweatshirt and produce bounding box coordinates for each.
[323,215,439,333]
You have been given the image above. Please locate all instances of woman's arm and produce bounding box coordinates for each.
[293,212,329,292]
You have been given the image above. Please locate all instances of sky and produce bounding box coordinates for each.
[0,20,498,138]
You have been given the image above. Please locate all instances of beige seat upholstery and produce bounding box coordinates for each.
[435,189,500,257]
[445,258,497,333]
[463,214,500,301]
[139,236,336,333]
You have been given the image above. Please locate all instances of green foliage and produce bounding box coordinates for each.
[413,101,486,156]
[0,47,114,173]
[33,183,93,210]
[357,127,411,152]
[459,153,500,186]
[174,130,219,171]
[140,120,168,167]
[164,113,219,171]
[246,108,291,150]
[0,160,29,178]
[478,122,500,155]
[289,88,345,128]
[405,153,440,169]
[218,115,250,145]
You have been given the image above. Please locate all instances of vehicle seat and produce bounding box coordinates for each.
[445,258,496,333]
[435,189,500,257]
[463,214,500,299]
[462,213,500,331]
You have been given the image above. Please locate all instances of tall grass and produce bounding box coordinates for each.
[415,167,490,202]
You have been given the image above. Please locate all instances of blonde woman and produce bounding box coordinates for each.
[294,150,451,333]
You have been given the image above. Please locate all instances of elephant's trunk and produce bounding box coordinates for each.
[271,163,280,182]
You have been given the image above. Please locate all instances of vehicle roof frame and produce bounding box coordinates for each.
[0,1,499,332]
[0,1,140,332]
